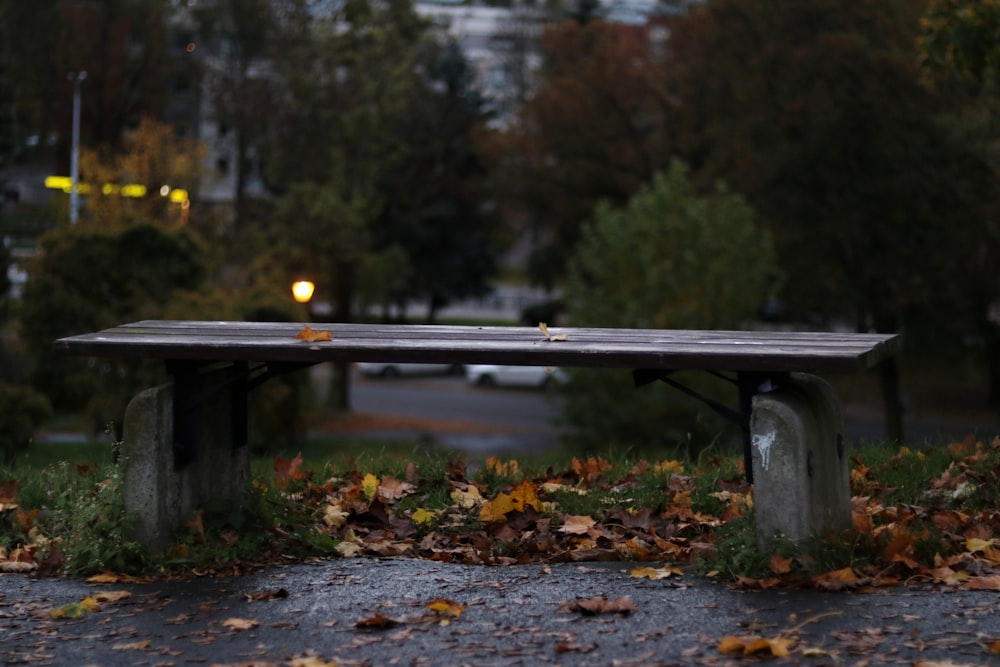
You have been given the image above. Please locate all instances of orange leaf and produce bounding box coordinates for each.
[559,596,635,615]
[769,554,793,575]
[221,617,259,631]
[0,479,17,505]
[718,635,790,657]
[425,598,466,618]
[571,456,609,482]
[295,325,332,342]
[274,452,304,488]
[480,480,542,521]
[812,567,860,591]
[355,613,401,629]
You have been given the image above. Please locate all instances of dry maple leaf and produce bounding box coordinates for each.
[112,639,152,651]
[718,635,791,657]
[92,590,132,603]
[538,322,567,341]
[221,617,260,631]
[425,598,466,618]
[480,480,542,521]
[630,565,683,580]
[355,613,402,629]
[559,515,597,535]
[275,452,305,488]
[378,476,415,502]
[559,596,636,616]
[295,325,332,342]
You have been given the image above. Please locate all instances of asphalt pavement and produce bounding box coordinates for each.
[2,558,998,666]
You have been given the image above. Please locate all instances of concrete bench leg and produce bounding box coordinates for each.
[121,379,250,551]
[750,373,851,550]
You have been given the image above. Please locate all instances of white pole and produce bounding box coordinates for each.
[69,71,87,224]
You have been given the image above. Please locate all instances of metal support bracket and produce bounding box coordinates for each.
[632,369,789,484]
[168,360,316,470]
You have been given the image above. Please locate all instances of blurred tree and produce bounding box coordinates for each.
[0,382,52,464]
[480,19,674,289]
[266,0,430,409]
[919,0,1000,404]
[375,40,499,322]
[19,224,207,431]
[561,160,777,452]
[79,116,206,227]
[666,0,997,435]
[920,0,1000,96]
[191,0,280,230]
[0,0,60,159]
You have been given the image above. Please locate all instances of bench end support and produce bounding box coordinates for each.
[122,380,250,551]
[750,373,851,550]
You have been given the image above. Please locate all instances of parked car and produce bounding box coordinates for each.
[465,364,566,389]
[356,362,460,378]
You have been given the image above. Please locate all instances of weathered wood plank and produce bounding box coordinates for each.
[54,320,901,374]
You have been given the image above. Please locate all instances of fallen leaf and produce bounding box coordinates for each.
[355,613,401,629]
[769,554,793,575]
[245,588,289,602]
[112,639,151,651]
[362,473,380,500]
[559,596,636,615]
[555,640,598,653]
[221,617,260,631]
[379,476,415,502]
[50,597,101,620]
[295,325,332,342]
[539,322,567,341]
[718,635,791,657]
[426,598,466,618]
[275,452,305,488]
[412,508,436,526]
[630,565,683,580]
[559,515,597,535]
[92,590,132,603]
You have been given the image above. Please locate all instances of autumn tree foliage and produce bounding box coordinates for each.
[78,116,206,228]
[561,161,778,450]
[920,0,1000,95]
[665,0,998,433]
[481,18,675,288]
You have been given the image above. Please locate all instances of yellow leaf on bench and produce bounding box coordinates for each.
[295,325,332,342]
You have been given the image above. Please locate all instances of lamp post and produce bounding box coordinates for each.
[68,71,87,224]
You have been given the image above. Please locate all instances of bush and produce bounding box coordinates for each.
[0,382,53,463]
[561,160,780,453]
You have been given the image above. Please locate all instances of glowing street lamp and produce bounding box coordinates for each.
[292,280,315,304]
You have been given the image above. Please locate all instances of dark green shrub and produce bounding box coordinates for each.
[0,382,53,463]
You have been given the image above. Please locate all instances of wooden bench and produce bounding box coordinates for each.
[55,320,900,550]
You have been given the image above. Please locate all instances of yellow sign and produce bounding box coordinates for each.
[45,176,183,202]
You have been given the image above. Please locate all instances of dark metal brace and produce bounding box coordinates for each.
[632,369,789,484]
[168,360,316,470]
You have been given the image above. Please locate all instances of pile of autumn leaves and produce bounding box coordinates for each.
[4,435,1000,590]
[247,435,1000,591]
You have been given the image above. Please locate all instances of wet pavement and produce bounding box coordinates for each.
[2,558,997,666]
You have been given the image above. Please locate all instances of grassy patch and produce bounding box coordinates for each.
[3,432,1000,590]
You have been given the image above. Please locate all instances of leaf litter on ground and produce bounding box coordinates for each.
[4,434,1000,599]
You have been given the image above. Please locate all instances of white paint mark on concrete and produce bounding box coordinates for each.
[753,430,776,470]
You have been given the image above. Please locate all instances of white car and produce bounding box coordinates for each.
[466,364,566,389]
[356,362,459,378]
